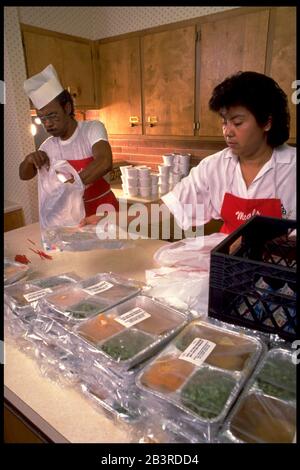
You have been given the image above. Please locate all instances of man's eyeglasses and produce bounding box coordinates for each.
[38,112,60,123]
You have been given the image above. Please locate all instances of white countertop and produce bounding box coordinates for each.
[4,222,168,443]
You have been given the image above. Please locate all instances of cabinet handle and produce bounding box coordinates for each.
[129,116,139,127]
[67,85,80,99]
[147,116,158,127]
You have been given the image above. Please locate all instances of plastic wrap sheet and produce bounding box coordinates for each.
[145,267,209,316]
[220,347,296,443]
[4,257,30,286]
[33,338,84,387]
[136,318,264,442]
[42,224,135,252]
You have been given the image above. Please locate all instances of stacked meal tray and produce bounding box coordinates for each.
[136,319,264,442]
[4,273,81,339]
[219,347,296,443]
[4,257,30,286]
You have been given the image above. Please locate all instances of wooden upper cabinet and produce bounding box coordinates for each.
[197,10,270,137]
[267,7,296,140]
[98,37,142,135]
[22,30,64,80]
[60,39,95,108]
[21,26,96,108]
[142,26,196,136]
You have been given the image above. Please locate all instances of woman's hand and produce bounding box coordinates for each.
[78,214,102,227]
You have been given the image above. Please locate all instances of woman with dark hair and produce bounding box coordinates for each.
[20,64,119,219]
[161,71,296,234]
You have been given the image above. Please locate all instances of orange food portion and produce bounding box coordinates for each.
[77,314,124,344]
[47,288,87,307]
[141,354,195,393]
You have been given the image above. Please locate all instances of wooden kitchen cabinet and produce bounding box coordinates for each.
[142,25,196,136]
[21,25,96,108]
[98,37,142,135]
[266,7,296,139]
[197,9,270,137]
[4,209,25,232]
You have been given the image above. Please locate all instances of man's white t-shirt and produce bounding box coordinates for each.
[39,120,108,162]
[162,144,296,230]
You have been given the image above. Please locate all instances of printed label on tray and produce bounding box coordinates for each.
[115,307,151,328]
[179,338,216,366]
[23,288,52,303]
[84,281,114,295]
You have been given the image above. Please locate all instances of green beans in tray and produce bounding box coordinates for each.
[180,368,236,420]
[100,329,154,362]
[66,299,108,320]
[255,353,296,401]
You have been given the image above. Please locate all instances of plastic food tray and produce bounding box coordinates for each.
[220,347,296,443]
[73,295,189,371]
[136,319,263,440]
[4,258,30,285]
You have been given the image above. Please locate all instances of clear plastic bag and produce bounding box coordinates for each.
[38,160,85,230]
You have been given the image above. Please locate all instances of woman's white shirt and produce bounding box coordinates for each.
[162,144,296,230]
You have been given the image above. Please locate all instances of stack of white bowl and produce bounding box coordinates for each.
[158,163,172,195]
[136,165,151,198]
[172,153,191,177]
[150,173,159,196]
[120,165,139,197]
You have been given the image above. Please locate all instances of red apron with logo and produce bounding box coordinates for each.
[67,157,119,217]
[220,192,282,234]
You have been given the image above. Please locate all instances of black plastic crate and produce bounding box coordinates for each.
[208,216,297,342]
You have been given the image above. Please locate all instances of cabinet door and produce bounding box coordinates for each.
[142,26,196,136]
[98,37,142,135]
[198,10,270,137]
[22,30,64,82]
[268,7,296,140]
[61,38,96,108]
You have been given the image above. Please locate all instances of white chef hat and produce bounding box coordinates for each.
[23,64,64,110]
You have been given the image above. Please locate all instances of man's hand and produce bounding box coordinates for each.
[26,150,50,170]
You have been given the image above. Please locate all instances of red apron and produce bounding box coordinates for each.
[220,192,282,234]
[67,157,119,217]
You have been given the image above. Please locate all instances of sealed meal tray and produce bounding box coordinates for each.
[4,258,30,285]
[4,281,54,314]
[30,272,81,289]
[78,272,141,306]
[254,348,296,401]
[81,382,145,423]
[136,320,263,437]
[41,285,111,322]
[223,391,296,443]
[219,347,296,443]
[74,295,188,370]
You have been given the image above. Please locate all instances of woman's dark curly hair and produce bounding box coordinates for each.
[209,71,290,147]
[55,89,75,118]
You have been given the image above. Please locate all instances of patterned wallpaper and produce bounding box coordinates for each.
[19,6,237,40]
[4,7,39,225]
[5,6,238,225]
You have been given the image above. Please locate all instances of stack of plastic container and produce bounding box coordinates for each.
[4,272,81,345]
[32,274,189,425]
[219,347,296,443]
[4,257,30,286]
[136,318,264,442]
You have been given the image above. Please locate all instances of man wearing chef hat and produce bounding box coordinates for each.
[19,64,119,217]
